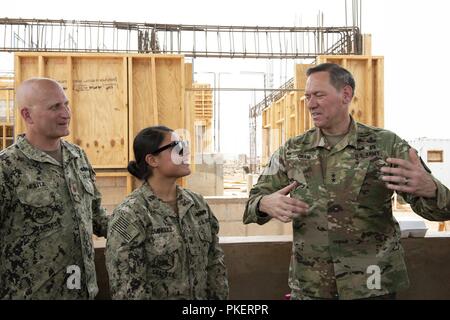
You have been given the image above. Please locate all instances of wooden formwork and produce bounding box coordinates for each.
[15,53,129,168]
[184,63,195,156]
[193,83,213,121]
[0,76,14,150]
[128,54,190,157]
[0,76,14,122]
[261,56,384,164]
[0,123,13,150]
[192,83,213,153]
[317,55,384,128]
[14,53,194,173]
[95,170,133,214]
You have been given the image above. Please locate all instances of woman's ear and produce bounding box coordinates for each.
[145,154,158,169]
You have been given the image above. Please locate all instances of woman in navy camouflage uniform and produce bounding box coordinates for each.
[106,126,228,299]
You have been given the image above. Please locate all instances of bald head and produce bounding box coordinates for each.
[16,78,65,111]
[17,77,71,148]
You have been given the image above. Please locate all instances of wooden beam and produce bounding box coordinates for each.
[127,57,134,161]
[14,55,23,137]
[38,55,44,77]
[66,56,74,143]
[122,56,129,166]
[151,57,158,124]
[363,34,372,56]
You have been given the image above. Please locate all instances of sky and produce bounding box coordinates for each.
[2,0,450,156]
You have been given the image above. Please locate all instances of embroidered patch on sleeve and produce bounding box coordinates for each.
[111,215,139,242]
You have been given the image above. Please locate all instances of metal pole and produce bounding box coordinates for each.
[216,72,231,153]
[212,72,217,152]
[193,71,218,152]
[240,71,267,173]
[217,73,222,153]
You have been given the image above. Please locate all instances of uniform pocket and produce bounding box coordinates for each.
[17,186,54,208]
[80,176,95,196]
[147,231,181,275]
[357,159,393,209]
[198,227,212,243]
[16,185,62,236]
[188,226,212,258]
[149,231,182,255]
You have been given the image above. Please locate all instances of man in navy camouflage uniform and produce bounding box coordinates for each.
[0,78,109,299]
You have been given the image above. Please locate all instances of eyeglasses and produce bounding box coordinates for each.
[150,140,189,156]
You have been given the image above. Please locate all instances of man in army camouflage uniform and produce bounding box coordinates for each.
[0,78,109,299]
[244,63,450,300]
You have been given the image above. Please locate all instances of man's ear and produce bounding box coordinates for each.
[20,107,33,124]
[145,154,158,169]
[342,85,353,104]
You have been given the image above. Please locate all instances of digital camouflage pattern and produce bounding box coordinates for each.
[244,118,450,300]
[0,135,109,299]
[106,182,229,300]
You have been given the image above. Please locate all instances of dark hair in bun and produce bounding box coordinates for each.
[127,125,173,180]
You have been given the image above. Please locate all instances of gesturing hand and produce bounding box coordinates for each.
[259,181,310,223]
[381,148,437,198]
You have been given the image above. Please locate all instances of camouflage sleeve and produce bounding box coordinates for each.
[392,136,450,220]
[243,146,290,225]
[91,170,109,237]
[0,166,10,225]
[82,150,109,237]
[105,208,148,299]
[205,202,229,300]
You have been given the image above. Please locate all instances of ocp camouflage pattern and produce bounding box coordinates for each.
[244,118,450,299]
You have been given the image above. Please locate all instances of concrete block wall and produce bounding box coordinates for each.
[96,176,128,214]
[186,153,224,196]
[205,196,292,237]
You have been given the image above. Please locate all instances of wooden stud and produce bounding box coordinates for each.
[375,58,384,127]
[128,57,134,161]
[151,56,158,124]
[14,55,23,137]
[122,56,129,167]
[38,56,44,77]
[363,34,372,56]
[364,58,373,125]
[66,56,74,142]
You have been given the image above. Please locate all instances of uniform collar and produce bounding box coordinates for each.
[308,115,359,151]
[16,134,79,166]
[141,181,195,218]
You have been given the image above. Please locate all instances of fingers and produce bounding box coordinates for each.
[385,157,414,170]
[275,207,299,223]
[260,182,309,223]
[283,203,308,216]
[284,198,309,211]
[385,182,415,194]
[381,151,425,192]
[272,198,310,223]
[381,175,410,185]
[380,166,412,178]
[408,148,421,166]
[277,181,299,195]
[277,215,293,223]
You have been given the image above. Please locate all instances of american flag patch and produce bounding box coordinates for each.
[111,215,138,242]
